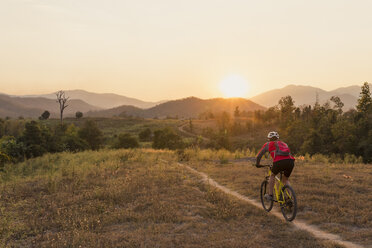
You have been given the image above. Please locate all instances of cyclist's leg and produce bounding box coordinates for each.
[282,175,290,186]
[268,174,275,195]
[282,159,295,186]
[270,161,282,196]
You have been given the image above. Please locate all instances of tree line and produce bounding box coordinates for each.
[0,118,187,170]
[200,82,372,163]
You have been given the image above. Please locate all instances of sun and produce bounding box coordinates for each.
[219,75,249,98]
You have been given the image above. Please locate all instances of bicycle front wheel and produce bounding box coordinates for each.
[260,180,273,212]
[280,185,297,221]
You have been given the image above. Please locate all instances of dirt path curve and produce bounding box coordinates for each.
[177,122,210,142]
[179,163,364,248]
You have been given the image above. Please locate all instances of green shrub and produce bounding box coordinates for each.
[0,151,10,171]
[139,128,152,142]
[328,153,343,164]
[113,133,139,149]
[18,121,51,158]
[0,136,25,162]
[78,120,104,150]
[152,128,184,150]
[61,135,89,152]
[310,154,329,164]
[344,153,364,164]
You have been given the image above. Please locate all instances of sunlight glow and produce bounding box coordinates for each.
[219,75,249,98]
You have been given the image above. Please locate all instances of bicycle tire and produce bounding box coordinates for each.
[260,180,273,212]
[280,185,297,221]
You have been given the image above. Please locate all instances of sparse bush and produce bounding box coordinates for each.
[310,153,329,164]
[152,128,184,150]
[0,151,10,171]
[206,131,231,150]
[217,149,230,164]
[176,149,192,161]
[61,134,89,152]
[344,153,363,164]
[328,153,343,164]
[78,120,104,150]
[113,133,139,149]
[0,136,25,162]
[139,128,152,141]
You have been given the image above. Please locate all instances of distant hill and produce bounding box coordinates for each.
[249,84,370,110]
[87,97,266,118]
[0,94,101,118]
[86,105,143,118]
[24,90,164,109]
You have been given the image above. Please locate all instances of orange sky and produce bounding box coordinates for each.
[1,0,372,101]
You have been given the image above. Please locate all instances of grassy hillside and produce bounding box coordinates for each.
[0,149,340,247]
[183,150,372,247]
[45,117,181,146]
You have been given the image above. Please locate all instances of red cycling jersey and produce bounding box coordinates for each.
[256,141,295,164]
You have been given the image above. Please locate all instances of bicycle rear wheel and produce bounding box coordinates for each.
[280,185,297,221]
[260,180,273,212]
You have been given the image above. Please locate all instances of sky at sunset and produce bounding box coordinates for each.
[1,0,372,101]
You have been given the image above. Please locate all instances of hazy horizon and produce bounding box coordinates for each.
[0,82,367,102]
[1,0,372,101]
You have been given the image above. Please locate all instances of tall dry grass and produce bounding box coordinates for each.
[188,159,372,247]
[0,148,339,247]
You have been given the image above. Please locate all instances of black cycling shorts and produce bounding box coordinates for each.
[272,159,294,177]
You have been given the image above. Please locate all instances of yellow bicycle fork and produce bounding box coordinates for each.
[267,170,286,204]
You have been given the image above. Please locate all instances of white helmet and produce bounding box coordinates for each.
[267,131,279,140]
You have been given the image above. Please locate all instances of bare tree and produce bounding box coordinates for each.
[56,90,69,125]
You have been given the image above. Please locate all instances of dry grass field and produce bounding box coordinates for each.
[184,151,372,247]
[0,149,345,247]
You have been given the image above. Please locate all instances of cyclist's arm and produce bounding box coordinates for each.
[256,142,269,166]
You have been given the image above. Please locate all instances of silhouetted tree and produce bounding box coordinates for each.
[56,90,69,125]
[356,82,372,114]
[278,95,295,124]
[330,96,344,115]
[189,119,193,133]
[75,111,83,119]
[217,111,230,132]
[39,110,50,120]
[234,106,240,117]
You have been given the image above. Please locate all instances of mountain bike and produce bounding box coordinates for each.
[255,164,297,221]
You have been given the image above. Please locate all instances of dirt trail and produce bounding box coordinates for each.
[180,163,364,248]
[177,122,210,142]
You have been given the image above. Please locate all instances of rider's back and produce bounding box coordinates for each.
[267,141,295,162]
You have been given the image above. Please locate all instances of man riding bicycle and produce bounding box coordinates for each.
[255,131,295,202]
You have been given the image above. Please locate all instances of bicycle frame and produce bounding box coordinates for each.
[266,168,285,204]
[258,163,298,221]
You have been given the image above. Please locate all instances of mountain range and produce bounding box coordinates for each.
[23,90,164,109]
[86,97,265,118]
[250,84,368,110]
[0,94,100,118]
[0,83,367,119]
